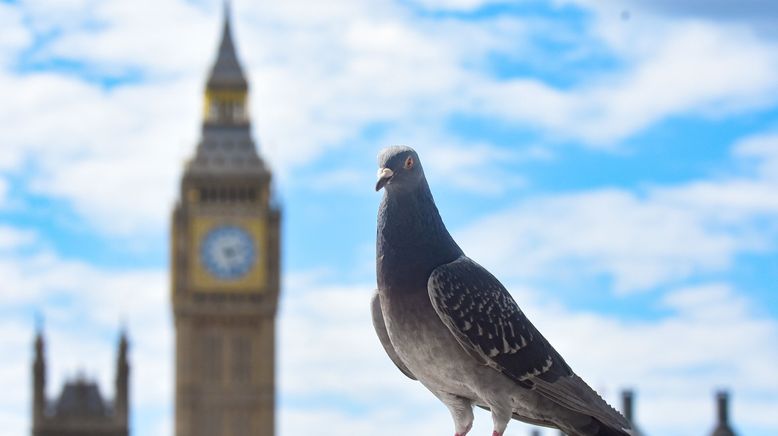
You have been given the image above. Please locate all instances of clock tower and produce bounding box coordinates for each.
[171,6,280,436]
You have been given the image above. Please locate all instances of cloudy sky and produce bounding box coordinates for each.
[2,0,778,435]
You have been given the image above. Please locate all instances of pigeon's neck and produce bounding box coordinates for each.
[377,180,463,293]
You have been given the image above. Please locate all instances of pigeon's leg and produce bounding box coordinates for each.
[489,404,512,436]
[437,392,474,436]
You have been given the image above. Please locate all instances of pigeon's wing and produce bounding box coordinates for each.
[427,256,571,385]
[428,256,630,431]
[371,290,417,380]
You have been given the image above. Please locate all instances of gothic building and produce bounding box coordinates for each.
[31,329,129,436]
[170,4,281,436]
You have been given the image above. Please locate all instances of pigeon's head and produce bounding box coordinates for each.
[375,146,425,192]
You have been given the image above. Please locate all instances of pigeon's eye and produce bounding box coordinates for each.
[404,156,414,169]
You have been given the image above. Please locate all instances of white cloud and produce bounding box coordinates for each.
[406,0,512,12]
[470,22,778,145]
[459,188,738,291]
[0,2,30,67]
[423,140,531,195]
[0,319,33,436]
[40,0,213,78]
[570,0,778,29]
[280,407,446,436]
[535,283,778,434]
[734,131,778,181]
[375,124,551,195]
[3,0,523,234]
[0,70,199,236]
[0,178,7,207]
[279,282,417,401]
[0,225,35,251]
[246,8,519,171]
[4,0,778,236]
[302,137,539,196]
[305,168,370,193]
[457,137,778,292]
[4,0,650,237]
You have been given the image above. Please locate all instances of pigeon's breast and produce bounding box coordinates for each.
[381,289,482,397]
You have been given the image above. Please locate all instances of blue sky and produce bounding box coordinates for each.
[1,1,778,435]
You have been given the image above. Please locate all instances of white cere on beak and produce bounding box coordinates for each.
[377,168,394,179]
[375,167,395,191]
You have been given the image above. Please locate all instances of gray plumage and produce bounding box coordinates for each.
[373,146,631,436]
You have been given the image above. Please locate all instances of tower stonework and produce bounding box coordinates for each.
[171,6,280,436]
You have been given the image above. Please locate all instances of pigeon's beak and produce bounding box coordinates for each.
[375,168,394,191]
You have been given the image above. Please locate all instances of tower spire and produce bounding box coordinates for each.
[207,0,247,91]
[620,389,643,436]
[202,1,250,126]
[115,328,130,426]
[190,1,263,173]
[711,390,737,436]
[32,325,46,424]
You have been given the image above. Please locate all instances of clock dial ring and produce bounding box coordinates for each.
[200,225,256,280]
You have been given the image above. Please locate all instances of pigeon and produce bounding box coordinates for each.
[372,146,632,436]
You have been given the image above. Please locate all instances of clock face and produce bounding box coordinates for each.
[200,225,256,280]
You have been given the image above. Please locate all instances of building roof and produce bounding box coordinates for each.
[53,378,109,418]
[189,125,266,176]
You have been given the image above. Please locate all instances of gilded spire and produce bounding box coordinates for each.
[207,0,247,90]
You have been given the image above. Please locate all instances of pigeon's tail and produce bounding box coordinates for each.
[591,421,632,436]
[564,418,632,436]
